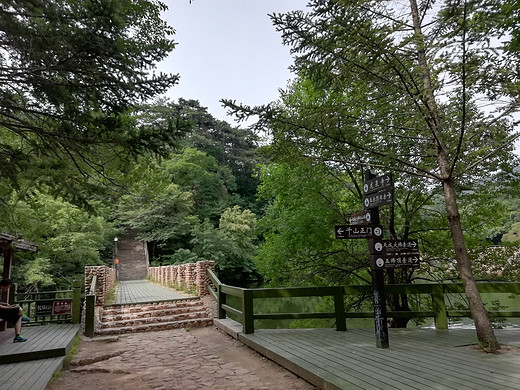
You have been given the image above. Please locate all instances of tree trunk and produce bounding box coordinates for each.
[442,178,500,351]
[408,0,500,352]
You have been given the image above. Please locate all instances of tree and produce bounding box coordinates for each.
[165,148,235,222]
[225,0,520,351]
[0,0,178,187]
[255,158,368,286]
[138,99,262,212]
[1,190,116,290]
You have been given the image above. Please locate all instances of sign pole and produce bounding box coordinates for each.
[366,170,389,349]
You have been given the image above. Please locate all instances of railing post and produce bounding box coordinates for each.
[432,284,448,330]
[334,287,347,331]
[84,294,95,337]
[217,284,227,319]
[72,280,81,324]
[242,289,254,334]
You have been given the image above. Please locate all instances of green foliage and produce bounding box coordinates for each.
[18,258,54,288]
[0,0,179,188]
[502,222,520,243]
[1,190,116,290]
[255,158,371,286]
[165,148,234,222]
[137,98,262,212]
[112,100,263,283]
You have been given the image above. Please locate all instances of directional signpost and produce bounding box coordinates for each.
[334,171,422,349]
[371,253,421,269]
[364,191,394,209]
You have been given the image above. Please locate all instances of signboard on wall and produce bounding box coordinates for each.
[35,301,53,316]
[53,300,72,315]
[35,299,72,316]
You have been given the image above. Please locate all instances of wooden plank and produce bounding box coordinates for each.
[378,329,520,379]
[0,356,64,390]
[312,329,520,390]
[233,326,520,390]
[239,331,361,390]
[259,329,437,390]
[116,280,190,304]
[0,324,79,364]
[354,328,520,387]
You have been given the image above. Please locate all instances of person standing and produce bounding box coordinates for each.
[0,279,29,342]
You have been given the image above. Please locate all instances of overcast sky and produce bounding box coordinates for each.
[158,0,309,124]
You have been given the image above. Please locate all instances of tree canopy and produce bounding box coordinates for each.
[0,0,179,187]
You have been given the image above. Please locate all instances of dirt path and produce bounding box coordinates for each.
[46,326,316,390]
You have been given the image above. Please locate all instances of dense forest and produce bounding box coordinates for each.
[1,0,520,350]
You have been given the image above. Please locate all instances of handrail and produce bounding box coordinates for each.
[89,275,97,295]
[84,275,98,337]
[16,289,73,296]
[207,274,520,334]
[205,267,347,334]
[207,268,221,286]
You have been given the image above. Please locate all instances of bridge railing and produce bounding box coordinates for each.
[207,269,346,334]
[206,269,520,334]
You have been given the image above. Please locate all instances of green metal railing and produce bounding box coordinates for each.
[207,269,520,334]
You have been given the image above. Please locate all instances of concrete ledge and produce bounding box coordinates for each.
[213,318,243,339]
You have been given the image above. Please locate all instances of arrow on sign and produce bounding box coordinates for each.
[370,239,419,255]
[370,254,421,269]
[335,225,383,239]
[363,173,393,195]
[364,191,394,209]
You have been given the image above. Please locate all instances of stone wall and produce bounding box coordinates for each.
[148,261,215,296]
[84,265,116,307]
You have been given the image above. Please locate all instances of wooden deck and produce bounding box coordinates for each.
[216,319,520,390]
[0,324,80,390]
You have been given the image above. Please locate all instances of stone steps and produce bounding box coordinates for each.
[102,306,205,321]
[102,299,203,316]
[100,309,210,328]
[117,234,148,281]
[96,318,214,336]
[97,297,213,335]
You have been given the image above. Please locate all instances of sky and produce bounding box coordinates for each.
[158,0,309,124]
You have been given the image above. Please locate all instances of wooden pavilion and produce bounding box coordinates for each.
[0,233,38,331]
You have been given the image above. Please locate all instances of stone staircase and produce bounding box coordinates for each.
[97,297,213,336]
[117,232,148,281]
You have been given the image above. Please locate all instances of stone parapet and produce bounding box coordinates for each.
[148,261,215,296]
[84,265,116,307]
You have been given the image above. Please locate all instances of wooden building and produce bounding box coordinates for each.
[0,233,38,331]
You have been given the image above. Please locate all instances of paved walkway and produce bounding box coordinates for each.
[116,280,191,304]
[46,327,315,390]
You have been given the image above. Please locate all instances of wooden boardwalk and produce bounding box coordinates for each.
[116,280,190,304]
[216,319,520,390]
[0,324,80,390]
